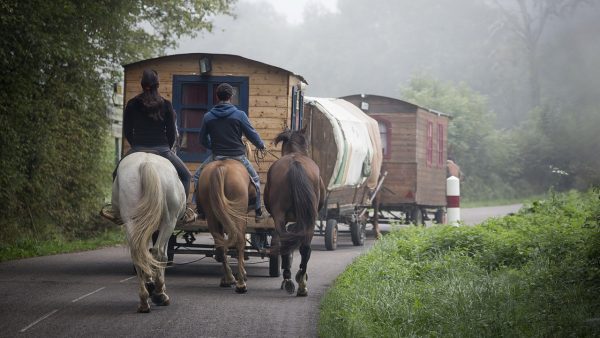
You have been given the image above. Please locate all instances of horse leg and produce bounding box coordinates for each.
[150,229,171,306]
[273,217,295,294]
[219,246,236,287]
[209,226,236,287]
[295,243,312,297]
[135,266,151,313]
[234,238,248,294]
[373,197,382,239]
[281,251,295,294]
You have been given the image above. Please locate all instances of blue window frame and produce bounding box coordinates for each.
[172,75,249,162]
[290,85,304,130]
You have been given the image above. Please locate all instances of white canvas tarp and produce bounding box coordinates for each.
[305,97,382,190]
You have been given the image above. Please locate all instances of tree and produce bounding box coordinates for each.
[401,74,522,200]
[0,0,234,242]
[491,0,590,110]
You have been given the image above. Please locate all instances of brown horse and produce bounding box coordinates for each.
[196,159,256,293]
[264,127,325,296]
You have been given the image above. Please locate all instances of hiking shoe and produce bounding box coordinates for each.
[254,209,269,223]
[178,207,197,225]
[100,204,122,224]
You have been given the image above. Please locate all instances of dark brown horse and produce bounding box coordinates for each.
[264,127,325,296]
[196,159,256,293]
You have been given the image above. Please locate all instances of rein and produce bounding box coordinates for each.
[253,148,280,167]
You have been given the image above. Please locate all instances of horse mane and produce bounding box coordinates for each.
[274,128,308,155]
[273,129,292,146]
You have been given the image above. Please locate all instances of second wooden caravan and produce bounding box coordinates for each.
[303,97,385,250]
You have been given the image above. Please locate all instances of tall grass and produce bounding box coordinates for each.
[319,189,600,337]
[0,224,124,262]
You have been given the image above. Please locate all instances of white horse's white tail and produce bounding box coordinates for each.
[128,161,165,277]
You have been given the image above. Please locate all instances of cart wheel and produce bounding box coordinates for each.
[250,233,266,249]
[434,208,445,224]
[350,220,366,246]
[325,219,338,251]
[268,236,280,277]
[411,208,424,226]
[269,254,280,277]
[167,234,176,264]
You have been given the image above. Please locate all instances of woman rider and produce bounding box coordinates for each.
[102,69,196,224]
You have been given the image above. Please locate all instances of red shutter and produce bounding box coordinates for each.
[438,123,444,166]
[427,121,433,167]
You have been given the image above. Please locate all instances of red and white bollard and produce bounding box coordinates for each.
[446,176,460,226]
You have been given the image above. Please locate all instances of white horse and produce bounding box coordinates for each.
[111,152,186,313]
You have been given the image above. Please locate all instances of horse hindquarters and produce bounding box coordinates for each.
[118,155,182,312]
[272,158,318,297]
[204,163,248,293]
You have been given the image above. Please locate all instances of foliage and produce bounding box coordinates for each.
[319,189,600,337]
[514,103,600,191]
[401,74,525,201]
[0,224,125,263]
[0,0,234,245]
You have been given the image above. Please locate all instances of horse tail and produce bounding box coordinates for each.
[208,165,246,249]
[285,160,317,246]
[128,161,164,277]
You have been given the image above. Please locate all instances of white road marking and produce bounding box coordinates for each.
[20,309,58,332]
[71,287,106,303]
[119,276,136,283]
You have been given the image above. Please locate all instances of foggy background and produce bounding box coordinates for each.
[171,0,600,129]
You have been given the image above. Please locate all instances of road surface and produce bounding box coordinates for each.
[0,205,521,337]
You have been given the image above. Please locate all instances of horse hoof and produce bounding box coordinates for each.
[282,279,295,294]
[295,271,308,283]
[235,285,248,294]
[296,288,308,297]
[151,293,170,306]
[220,277,235,287]
[137,305,150,313]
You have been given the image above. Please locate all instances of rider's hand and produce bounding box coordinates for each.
[258,146,267,157]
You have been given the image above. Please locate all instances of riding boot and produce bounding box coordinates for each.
[178,206,197,225]
[100,204,122,224]
[254,207,269,223]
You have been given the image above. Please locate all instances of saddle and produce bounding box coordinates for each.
[112,148,163,181]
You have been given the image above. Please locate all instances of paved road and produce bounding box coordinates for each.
[460,204,523,225]
[0,231,373,338]
[0,205,521,337]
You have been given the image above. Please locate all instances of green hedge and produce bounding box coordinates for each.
[319,189,600,337]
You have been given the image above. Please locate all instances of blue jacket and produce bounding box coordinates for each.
[199,103,265,157]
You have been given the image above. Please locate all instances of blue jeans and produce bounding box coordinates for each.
[193,154,261,211]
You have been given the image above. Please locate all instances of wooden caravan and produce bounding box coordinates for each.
[341,94,450,224]
[122,53,306,274]
[303,97,384,249]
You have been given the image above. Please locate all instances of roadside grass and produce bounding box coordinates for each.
[0,223,124,263]
[319,189,600,337]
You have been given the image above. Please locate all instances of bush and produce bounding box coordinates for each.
[319,189,600,337]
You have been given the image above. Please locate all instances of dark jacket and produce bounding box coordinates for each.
[123,95,177,148]
[199,103,264,157]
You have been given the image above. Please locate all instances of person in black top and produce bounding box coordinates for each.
[193,83,267,222]
[102,69,196,224]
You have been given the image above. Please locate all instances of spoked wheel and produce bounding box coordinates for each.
[268,235,280,277]
[350,220,366,246]
[324,219,338,251]
[411,207,424,226]
[434,208,445,224]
